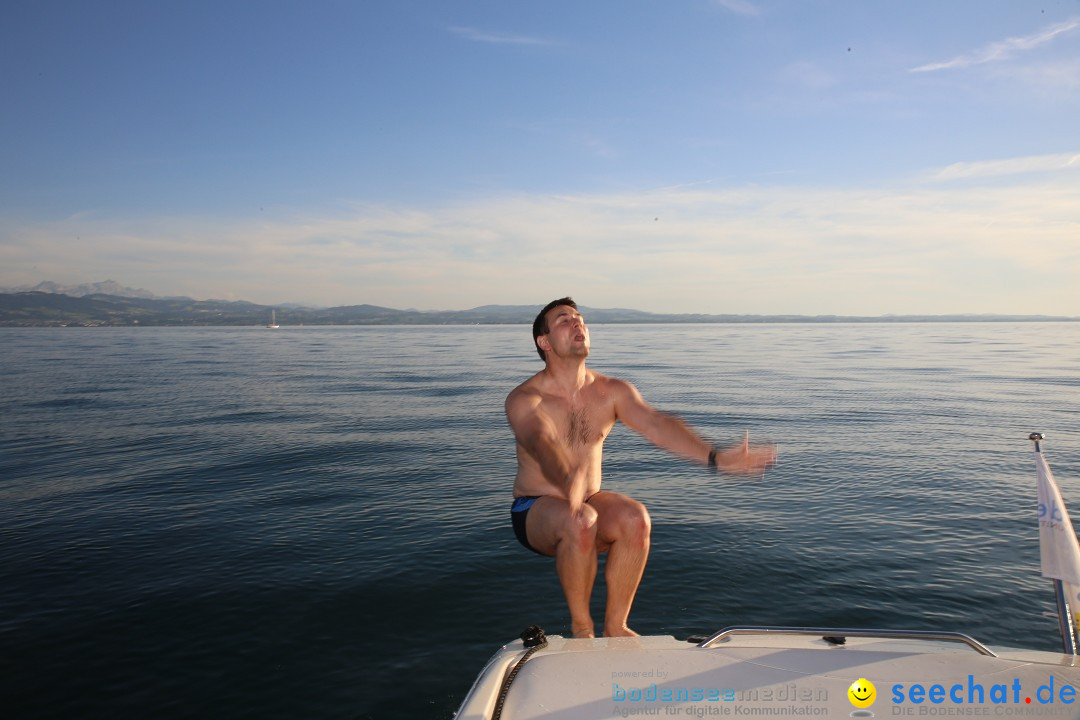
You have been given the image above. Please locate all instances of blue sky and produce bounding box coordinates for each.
[1,0,1077,314]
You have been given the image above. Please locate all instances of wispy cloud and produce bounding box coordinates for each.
[927,151,1080,181]
[5,171,1078,314]
[911,17,1080,72]
[448,26,553,46]
[711,0,760,17]
[997,58,1080,93]
[649,178,720,193]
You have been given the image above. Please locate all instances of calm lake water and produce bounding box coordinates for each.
[2,323,1078,718]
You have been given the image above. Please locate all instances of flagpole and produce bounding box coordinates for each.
[1032,432,1079,655]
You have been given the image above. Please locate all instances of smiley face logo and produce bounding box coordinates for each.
[848,678,876,708]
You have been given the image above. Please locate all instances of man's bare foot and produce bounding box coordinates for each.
[603,624,640,637]
[572,621,596,638]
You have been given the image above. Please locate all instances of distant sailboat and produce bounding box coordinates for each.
[267,310,280,329]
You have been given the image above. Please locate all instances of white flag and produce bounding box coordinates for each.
[1036,450,1080,590]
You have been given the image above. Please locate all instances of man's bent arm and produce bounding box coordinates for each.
[505,391,589,509]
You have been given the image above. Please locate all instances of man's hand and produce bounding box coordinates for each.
[566,466,589,516]
[715,432,776,475]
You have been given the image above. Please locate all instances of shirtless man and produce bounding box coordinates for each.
[506,297,777,638]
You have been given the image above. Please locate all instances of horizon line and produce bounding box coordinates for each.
[1,287,1078,324]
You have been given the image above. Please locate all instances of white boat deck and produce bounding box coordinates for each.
[457,631,1080,719]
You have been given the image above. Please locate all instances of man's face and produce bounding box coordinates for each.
[541,305,589,360]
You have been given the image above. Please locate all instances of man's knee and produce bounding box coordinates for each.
[592,495,651,548]
[624,503,651,546]
[561,504,599,551]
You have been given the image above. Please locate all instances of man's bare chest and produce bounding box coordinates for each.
[542,397,615,449]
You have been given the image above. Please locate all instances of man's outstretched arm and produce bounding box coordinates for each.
[611,378,775,475]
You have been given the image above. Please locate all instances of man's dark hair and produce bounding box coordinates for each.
[532,297,577,361]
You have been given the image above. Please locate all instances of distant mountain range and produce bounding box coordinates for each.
[1,280,160,299]
[0,282,1076,327]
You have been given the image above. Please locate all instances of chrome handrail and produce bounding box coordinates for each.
[696,626,997,657]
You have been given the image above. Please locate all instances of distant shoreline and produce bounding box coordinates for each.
[5,320,1080,328]
[1,290,1077,327]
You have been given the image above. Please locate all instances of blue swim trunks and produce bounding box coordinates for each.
[511,496,546,556]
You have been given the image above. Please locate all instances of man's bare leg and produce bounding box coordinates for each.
[526,497,601,638]
[555,526,598,638]
[588,492,651,637]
